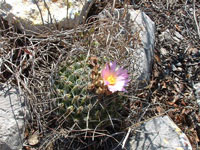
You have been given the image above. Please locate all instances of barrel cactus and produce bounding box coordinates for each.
[53,54,129,131]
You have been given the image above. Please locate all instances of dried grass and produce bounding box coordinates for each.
[0,0,199,149]
[0,1,145,149]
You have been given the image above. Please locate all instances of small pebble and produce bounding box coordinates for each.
[175,77,179,81]
[177,67,183,72]
[172,64,177,71]
[176,62,182,67]
[160,47,168,55]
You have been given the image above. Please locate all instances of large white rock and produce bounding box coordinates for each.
[0,84,25,150]
[0,0,94,34]
[127,116,192,150]
[98,7,155,87]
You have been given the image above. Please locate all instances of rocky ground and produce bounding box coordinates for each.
[0,0,200,149]
[130,0,200,149]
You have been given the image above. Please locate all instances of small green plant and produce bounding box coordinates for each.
[54,54,129,132]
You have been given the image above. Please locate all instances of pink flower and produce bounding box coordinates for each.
[101,61,129,93]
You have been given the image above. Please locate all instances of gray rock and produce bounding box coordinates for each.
[159,29,171,42]
[193,82,200,110]
[159,30,183,43]
[172,64,178,71]
[176,62,182,67]
[177,67,183,72]
[0,35,3,67]
[160,47,168,56]
[98,7,155,87]
[0,0,95,34]
[0,142,12,150]
[0,84,25,150]
[127,115,192,150]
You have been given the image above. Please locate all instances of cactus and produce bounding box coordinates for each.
[53,54,129,130]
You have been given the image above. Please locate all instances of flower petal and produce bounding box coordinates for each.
[101,67,107,78]
[116,68,128,77]
[109,61,117,71]
[117,76,129,83]
[101,61,129,93]
[108,80,126,92]
[101,64,110,78]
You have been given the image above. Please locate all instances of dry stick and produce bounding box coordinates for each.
[122,127,131,149]
[193,0,200,39]
[43,0,53,24]
[166,0,169,10]
[34,0,44,25]
[112,0,116,11]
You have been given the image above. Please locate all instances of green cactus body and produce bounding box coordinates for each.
[54,55,128,130]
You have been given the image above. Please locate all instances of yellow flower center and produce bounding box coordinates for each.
[107,75,116,85]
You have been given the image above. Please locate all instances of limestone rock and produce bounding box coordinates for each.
[0,84,25,150]
[194,82,200,110]
[98,7,155,87]
[0,36,2,66]
[127,115,192,150]
[0,0,95,34]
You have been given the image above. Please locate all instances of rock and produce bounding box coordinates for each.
[127,115,192,150]
[176,62,182,67]
[172,64,177,71]
[98,7,155,87]
[193,83,200,98]
[0,0,95,34]
[193,82,200,110]
[0,84,25,150]
[177,67,183,72]
[0,142,12,150]
[27,132,39,146]
[159,29,171,42]
[0,37,2,66]
[189,8,194,15]
[159,29,183,43]
[160,47,168,56]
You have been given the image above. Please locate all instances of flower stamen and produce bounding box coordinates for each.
[107,75,116,85]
